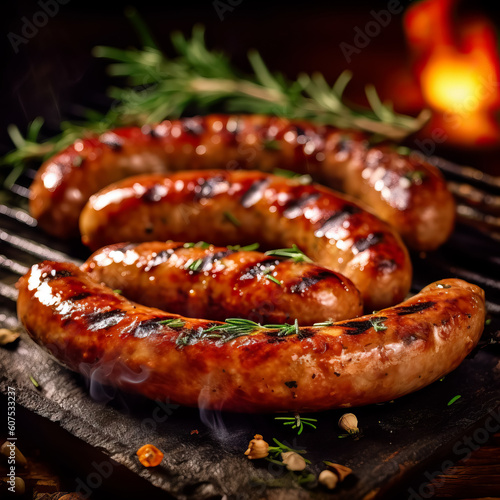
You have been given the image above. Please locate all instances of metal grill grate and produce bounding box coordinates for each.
[1,163,500,327]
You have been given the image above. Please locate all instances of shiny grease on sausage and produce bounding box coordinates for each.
[80,170,412,311]
[17,261,485,413]
[82,241,363,324]
[29,114,455,250]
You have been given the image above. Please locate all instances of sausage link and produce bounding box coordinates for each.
[82,241,363,324]
[80,170,412,311]
[17,261,485,413]
[30,114,455,250]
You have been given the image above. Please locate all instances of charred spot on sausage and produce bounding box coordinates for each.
[239,258,278,280]
[283,193,320,219]
[68,292,92,301]
[314,206,360,238]
[353,232,384,253]
[284,380,298,388]
[240,179,269,208]
[290,270,338,294]
[43,269,73,281]
[85,309,126,331]
[396,301,436,316]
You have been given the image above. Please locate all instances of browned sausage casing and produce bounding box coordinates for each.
[17,261,485,413]
[82,241,363,324]
[80,170,412,311]
[29,114,455,250]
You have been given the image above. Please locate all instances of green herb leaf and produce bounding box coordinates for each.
[29,374,40,389]
[223,211,241,227]
[226,243,260,252]
[313,320,334,327]
[187,259,204,272]
[447,395,462,406]
[183,241,211,249]
[264,270,282,286]
[370,317,388,332]
[272,168,312,185]
[158,318,185,328]
[265,244,313,263]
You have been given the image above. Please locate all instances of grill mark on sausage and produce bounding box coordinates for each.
[182,119,205,136]
[195,176,229,200]
[44,269,73,281]
[68,292,92,301]
[283,193,320,219]
[143,185,168,203]
[289,270,338,294]
[133,317,167,338]
[239,258,278,280]
[99,134,123,151]
[337,319,374,335]
[314,206,360,238]
[396,301,436,316]
[145,245,185,271]
[353,232,384,253]
[240,179,269,208]
[297,327,316,340]
[85,309,126,331]
[198,250,234,272]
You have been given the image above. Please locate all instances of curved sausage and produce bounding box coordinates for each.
[17,261,485,413]
[29,114,455,250]
[79,170,412,311]
[82,241,363,324]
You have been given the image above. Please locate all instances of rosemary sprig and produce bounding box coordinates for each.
[268,438,311,464]
[223,211,241,227]
[1,15,429,186]
[264,270,282,286]
[275,413,318,435]
[158,318,185,328]
[370,317,388,332]
[265,244,313,263]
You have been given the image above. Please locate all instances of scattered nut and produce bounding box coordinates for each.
[136,444,164,467]
[0,441,28,467]
[338,413,359,434]
[0,329,19,346]
[325,462,353,481]
[244,434,269,459]
[281,451,307,471]
[319,469,338,490]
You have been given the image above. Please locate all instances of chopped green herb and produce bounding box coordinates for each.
[158,318,185,328]
[485,318,492,326]
[29,374,40,389]
[112,289,122,294]
[263,139,281,151]
[187,259,203,272]
[275,413,317,435]
[227,243,260,252]
[313,320,334,327]
[264,271,282,286]
[447,395,462,406]
[223,211,241,227]
[404,170,426,184]
[273,168,312,185]
[370,317,388,332]
[265,244,313,263]
[183,241,211,249]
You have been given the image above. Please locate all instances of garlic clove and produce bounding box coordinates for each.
[244,434,269,459]
[281,451,306,471]
[338,413,359,434]
[325,462,353,482]
[319,469,338,490]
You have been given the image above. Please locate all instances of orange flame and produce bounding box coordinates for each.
[404,0,500,145]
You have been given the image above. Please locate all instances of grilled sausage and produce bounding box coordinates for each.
[79,170,412,311]
[29,114,455,250]
[17,261,485,413]
[82,241,363,324]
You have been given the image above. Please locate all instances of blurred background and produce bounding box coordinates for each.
[2,0,500,174]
